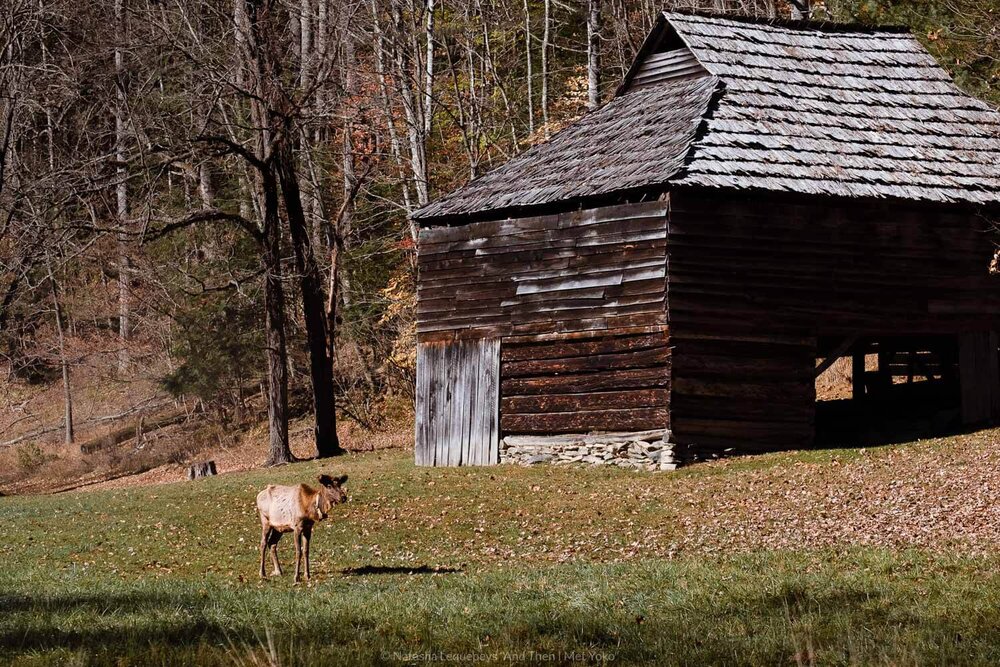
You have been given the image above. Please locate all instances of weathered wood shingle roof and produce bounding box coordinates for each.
[414,11,1000,222]
[666,12,1000,205]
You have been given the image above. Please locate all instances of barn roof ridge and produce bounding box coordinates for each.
[659,9,912,36]
[413,12,1000,222]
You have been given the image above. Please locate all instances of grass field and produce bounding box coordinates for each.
[4,440,1000,665]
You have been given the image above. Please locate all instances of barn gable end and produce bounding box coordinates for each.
[628,48,710,89]
[617,19,711,92]
[415,201,672,466]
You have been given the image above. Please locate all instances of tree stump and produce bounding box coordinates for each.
[187,460,217,480]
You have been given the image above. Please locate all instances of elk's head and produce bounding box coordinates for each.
[315,474,349,518]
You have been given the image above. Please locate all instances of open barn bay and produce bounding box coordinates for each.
[5,434,1000,666]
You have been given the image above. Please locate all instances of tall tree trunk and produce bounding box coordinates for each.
[464,27,481,178]
[308,0,327,249]
[523,0,533,135]
[587,0,601,111]
[260,174,293,466]
[299,0,311,89]
[275,140,342,457]
[391,4,429,207]
[198,162,214,207]
[445,42,474,179]
[371,0,414,222]
[339,11,356,308]
[239,0,294,465]
[115,0,130,373]
[541,0,550,137]
[472,0,514,146]
[257,0,340,458]
[48,263,73,445]
[234,0,247,87]
[423,0,435,136]
[43,33,72,446]
[327,219,342,393]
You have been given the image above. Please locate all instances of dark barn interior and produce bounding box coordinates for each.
[412,11,1000,467]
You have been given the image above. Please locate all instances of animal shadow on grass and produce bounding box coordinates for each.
[340,565,462,576]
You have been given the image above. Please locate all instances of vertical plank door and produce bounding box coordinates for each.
[958,331,1000,426]
[415,338,500,466]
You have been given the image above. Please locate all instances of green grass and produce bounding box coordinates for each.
[4,448,1000,665]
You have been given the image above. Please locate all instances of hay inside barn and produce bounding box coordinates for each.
[413,11,1000,468]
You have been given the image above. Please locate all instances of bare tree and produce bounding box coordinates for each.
[46,257,73,445]
[234,0,296,465]
[9,0,967,476]
[524,0,534,134]
[541,0,551,136]
[115,0,131,373]
[587,0,602,110]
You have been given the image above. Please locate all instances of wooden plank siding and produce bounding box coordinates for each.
[666,187,1000,459]
[415,338,500,466]
[629,48,710,90]
[417,189,1000,463]
[416,201,671,447]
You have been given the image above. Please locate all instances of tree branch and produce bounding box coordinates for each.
[142,209,263,244]
[194,135,267,171]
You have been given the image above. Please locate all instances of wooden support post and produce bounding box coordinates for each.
[876,344,893,397]
[852,350,866,403]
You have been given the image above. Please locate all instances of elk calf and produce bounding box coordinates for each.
[256,474,348,582]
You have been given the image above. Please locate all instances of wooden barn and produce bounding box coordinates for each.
[412,11,1000,468]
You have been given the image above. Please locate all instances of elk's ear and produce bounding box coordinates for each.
[335,474,348,486]
[318,474,335,488]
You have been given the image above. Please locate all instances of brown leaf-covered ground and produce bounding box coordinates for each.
[669,427,1000,557]
[326,426,1000,568]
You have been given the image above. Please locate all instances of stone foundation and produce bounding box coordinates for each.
[500,429,679,471]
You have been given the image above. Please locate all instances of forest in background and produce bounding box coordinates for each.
[0,0,997,474]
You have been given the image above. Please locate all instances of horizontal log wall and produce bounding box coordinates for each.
[667,188,1000,459]
[668,190,1000,336]
[500,329,670,434]
[668,333,816,455]
[417,200,669,340]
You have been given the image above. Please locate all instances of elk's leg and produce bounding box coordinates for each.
[302,526,312,580]
[258,523,269,579]
[293,527,303,583]
[269,531,282,576]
